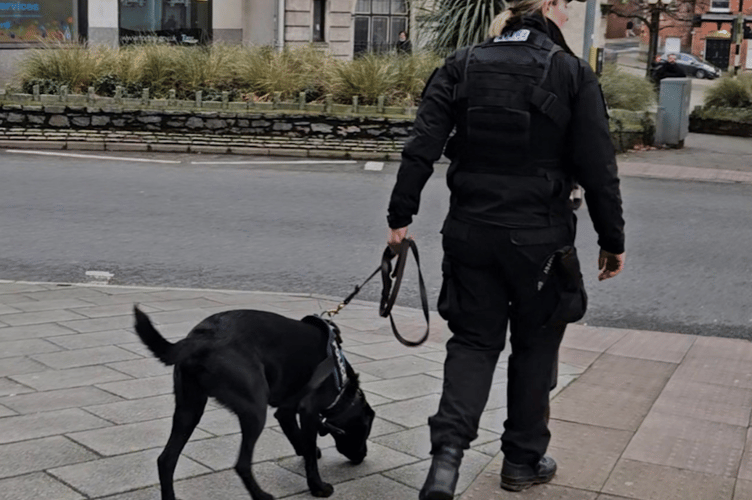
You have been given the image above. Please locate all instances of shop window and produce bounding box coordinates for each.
[353,0,408,54]
[313,0,325,42]
[119,0,211,45]
[0,1,77,43]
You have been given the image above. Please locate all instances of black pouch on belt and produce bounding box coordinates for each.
[536,245,588,329]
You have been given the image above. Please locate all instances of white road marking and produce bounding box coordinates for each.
[364,161,384,171]
[190,160,358,165]
[85,270,114,284]
[5,150,182,164]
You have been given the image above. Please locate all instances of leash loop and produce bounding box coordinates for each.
[378,239,430,347]
[324,239,430,347]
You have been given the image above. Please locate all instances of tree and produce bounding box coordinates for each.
[606,0,701,77]
[417,0,507,55]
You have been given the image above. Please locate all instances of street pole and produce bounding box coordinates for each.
[733,0,744,76]
[647,7,661,78]
[582,0,597,60]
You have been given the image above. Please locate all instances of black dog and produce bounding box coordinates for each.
[133,307,375,500]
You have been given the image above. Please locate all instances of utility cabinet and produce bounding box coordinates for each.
[655,78,692,148]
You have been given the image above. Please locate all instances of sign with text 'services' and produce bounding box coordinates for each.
[0,1,74,43]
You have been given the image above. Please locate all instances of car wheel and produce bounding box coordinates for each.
[695,69,706,79]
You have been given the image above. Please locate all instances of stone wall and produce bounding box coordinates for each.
[0,91,657,156]
[0,98,414,143]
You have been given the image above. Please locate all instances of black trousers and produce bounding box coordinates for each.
[430,217,574,467]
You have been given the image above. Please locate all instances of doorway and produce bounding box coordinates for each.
[705,38,731,71]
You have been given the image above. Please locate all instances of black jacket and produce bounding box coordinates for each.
[387,15,625,254]
[654,61,686,81]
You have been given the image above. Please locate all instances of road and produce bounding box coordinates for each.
[0,150,750,339]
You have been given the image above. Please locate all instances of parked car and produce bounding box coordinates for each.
[660,53,722,79]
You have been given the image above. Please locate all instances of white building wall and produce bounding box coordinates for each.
[214,0,244,43]
[88,0,119,46]
[244,0,276,46]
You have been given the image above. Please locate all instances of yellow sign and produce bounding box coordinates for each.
[707,30,731,39]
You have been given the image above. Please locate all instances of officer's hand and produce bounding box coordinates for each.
[387,227,409,255]
[598,249,625,281]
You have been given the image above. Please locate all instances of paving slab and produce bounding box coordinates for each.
[84,394,176,425]
[373,394,440,428]
[0,386,123,414]
[105,358,172,378]
[67,417,211,457]
[95,374,173,399]
[0,322,79,342]
[49,448,210,498]
[361,373,444,401]
[0,408,112,445]
[11,365,132,391]
[278,441,419,484]
[31,345,141,369]
[0,338,63,358]
[734,479,752,500]
[175,466,308,499]
[0,376,35,397]
[602,459,735,500]
[45,329,137,350]
[560,326,629,353]
[0,309,88,326]
[284,468,420,500]
[182,428,297,470]
[650,378,752,427]
[0,472,84,500]
[605,330,696,364]
[734,428,752,481]
[0,436,97,479]
[355,356,444,380]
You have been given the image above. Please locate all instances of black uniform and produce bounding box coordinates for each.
[387,14,624,467]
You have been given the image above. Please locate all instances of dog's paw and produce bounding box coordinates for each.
[310,482,334,497]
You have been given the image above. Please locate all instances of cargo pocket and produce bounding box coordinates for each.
[539,246,588,329]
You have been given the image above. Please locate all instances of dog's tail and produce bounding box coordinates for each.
[133,306,177,366]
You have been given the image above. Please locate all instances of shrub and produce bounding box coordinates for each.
[599,64,656,112]
[21,78,59,95]
[330,53,399,105]
[703,75,752,108]
[18,42,112,92]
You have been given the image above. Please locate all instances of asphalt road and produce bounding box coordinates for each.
[0,150,750,339]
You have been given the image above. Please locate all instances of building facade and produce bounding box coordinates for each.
[0,0,597,85]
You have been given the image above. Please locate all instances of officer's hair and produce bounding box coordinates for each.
[489,0,555,36]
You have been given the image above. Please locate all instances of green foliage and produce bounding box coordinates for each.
[418,0,505,55]
[599,64,656,111]
[703,75,752,109]
[692,105,752,123]
[19,43,111,92]
[21,78,59,94]
[15,43,442,106]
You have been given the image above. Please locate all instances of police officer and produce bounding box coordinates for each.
[385,0,625,498]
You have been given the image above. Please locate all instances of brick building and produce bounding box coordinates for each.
[606,0,751,72]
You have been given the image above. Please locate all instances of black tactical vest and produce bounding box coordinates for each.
[451,28,572,178]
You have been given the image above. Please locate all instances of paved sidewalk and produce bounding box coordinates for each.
[1,281,751,500]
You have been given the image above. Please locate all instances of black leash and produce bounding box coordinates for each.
[324,239,430,347]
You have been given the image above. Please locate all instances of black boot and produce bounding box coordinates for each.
[419,446,463,500]
[500,455,557,492]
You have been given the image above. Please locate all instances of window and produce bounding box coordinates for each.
[313,0,325,42]
[119,0,211,45]
[0,1,76,43]
[709,0,730,12]
[353,0,408,54]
